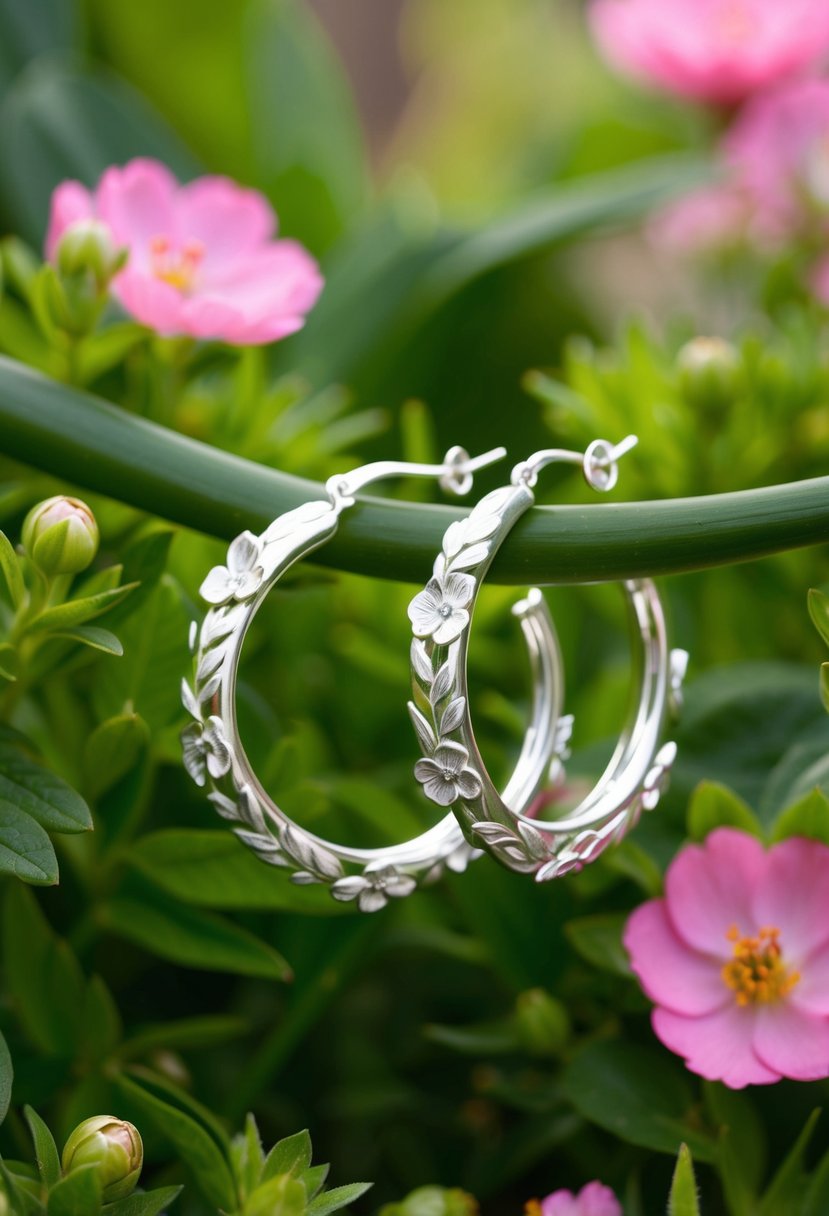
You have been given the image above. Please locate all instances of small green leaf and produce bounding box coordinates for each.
[47,1164,103,1216]
[307,1182,373,1215]
[759,1109,821,1215]
[564,912,632,977]
[704,1082,765,1214]
[3,883,86,1054]
[262,1130,312,1183]
[771,789,829,845]
[28,584,137,633]
[114,1075,236,1213]
[0,529,24,607]
[821,664,829,714]
[24,1106,60,1187]
[0,1158,43,1216]
[0,799,58,885]
[0,1029,12,1126]
[424,1019,519,1056]
[808,589,829,648]
[0,642,19,681]
[301,1164,329,1200]
[561,1041,716,1162]
[78,975,122,1063]
[0,729,92,834]
[102,1186,183,1216]
[102,886,293,980]
[687,782,763,842]
[118,1014,246,1059]
[668,1145,700,1216]
[55,626,123,656]
[804,1146,829,1216]
[84,713,149,799]
[232,1113,265,1199]
[245,1174,306,1216]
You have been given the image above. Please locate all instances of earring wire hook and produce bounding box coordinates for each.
[326,445,507,510]
[511,434,638,493]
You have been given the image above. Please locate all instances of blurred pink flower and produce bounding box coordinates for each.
[653,79,829,255]
[625,828,829,1089]
[46,159,323,345]
[588,0,829,105]
[525,1181,621,1216]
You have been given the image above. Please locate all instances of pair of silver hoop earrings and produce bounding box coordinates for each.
[182,438,687,913]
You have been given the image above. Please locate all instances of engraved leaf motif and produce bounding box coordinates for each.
[439,696,466,736]
[408,702,438,754]
[281,824,343,880]
[447,542,490,571]
[197,642,227,683]
[410,638,434,686]
[431,658,455,705]
[181,678,202,721]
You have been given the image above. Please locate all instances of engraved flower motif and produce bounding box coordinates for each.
[331,864,417,913]
[181,715,232,787]
[408,572,475,645]
[415,741,482,806]
[199,531,264,606]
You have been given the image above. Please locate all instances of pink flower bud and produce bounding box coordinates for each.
[61,1115,143,1202]
[22,496,99,576]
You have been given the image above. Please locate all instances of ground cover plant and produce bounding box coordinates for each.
[3,1,829,1212]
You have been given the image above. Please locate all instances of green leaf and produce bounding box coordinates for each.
[93,575,190,733]
[804,1147,829,1216]
[29,584,137,633]
[821,663,829,714]
[262,1130,312,1183]
[704,1082,765,1215]
[78,975,122,1064]
[102,1186,183,1216]
[0,798,58,884]
[808,589,829,648]
[668,1145,700,1216]
[118,1014,246,1059]
[0,1158,44,1216]
[55,626,123,656]
[561,1041,716,1162]
[84,713,149,800]
[233,1113,265,1199]
[23,1105,60,1188]
[245,0,367,251]
[3,883,86,1054]
[127,830,343,913]
[0,1029,12,1126]
[301,1164,329,1200]
[47,1164,102,1216]
[77,324,146,387]
[687,781,763,842]
[424,1019,519,1056]
[307,1183,373,1215]
[563,912,632,977]
[759,1109,821,1216]
[771,788,829,844]
[245,1174,306,1216]
[0,641,19,682]
[0,731,92,834]
[0,528,24,607]
[113,1074,236,1213]
[102,886,293,980]
[0,58,200,246]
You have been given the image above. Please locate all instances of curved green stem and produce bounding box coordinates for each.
[2,356,829,586]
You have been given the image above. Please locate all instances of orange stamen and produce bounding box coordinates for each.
[149,234,204,293]
[721,924,800,1006]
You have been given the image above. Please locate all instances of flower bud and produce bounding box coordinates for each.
[514,988,570,1057]
[381,1186,479,1216]
[22,496,99,576]
[677,336,740,415]
[54,220,127,290]
[61,1116,143,1203]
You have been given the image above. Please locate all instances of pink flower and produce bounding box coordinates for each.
[653,79,829,255]
[45,159,323,345]
[525,1181,621,1216]
[588,0,829,105]
[625,828,829,1089]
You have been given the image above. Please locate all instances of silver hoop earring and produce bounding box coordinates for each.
[407,436,687,882]
[181,446,568,911]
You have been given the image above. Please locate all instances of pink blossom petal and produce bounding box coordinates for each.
[624,900,730,1016]
[45,180,95,258]
[664,828,767,956]
[790,942,829,1016]
[201,241,324,314]
[97,159,180,266]
[753,1002,829,1082]
[576,1182,623,1216]
[539,1192,579,1216]
[754,836,829,959]
[652,1004,779,1088]
[177,176,275,270]
[113,269,188,335]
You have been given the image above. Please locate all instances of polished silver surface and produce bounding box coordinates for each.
[408,437,686,881]
[182,447,566,911]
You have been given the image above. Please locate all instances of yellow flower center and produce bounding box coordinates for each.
[150,235,204,292]
[721,924,800,1006]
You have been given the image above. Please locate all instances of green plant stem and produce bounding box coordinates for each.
[2,356,829,586]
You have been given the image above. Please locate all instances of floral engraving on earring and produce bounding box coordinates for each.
[199,532,265,606]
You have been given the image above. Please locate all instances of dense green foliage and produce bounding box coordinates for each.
[1,2,829,1214]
